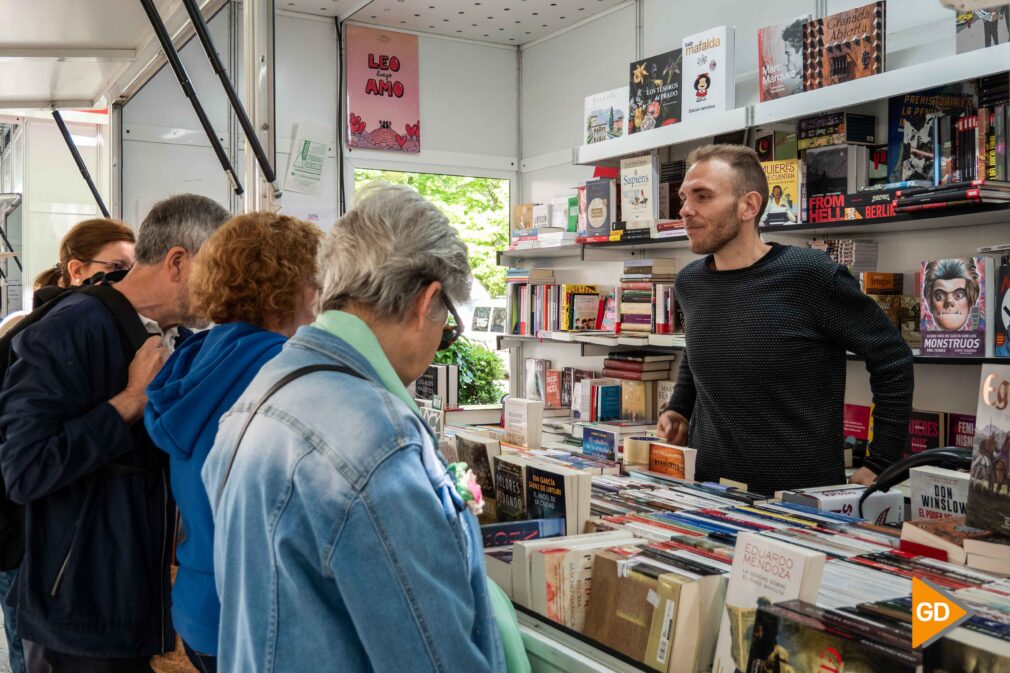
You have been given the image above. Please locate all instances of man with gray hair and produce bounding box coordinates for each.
[0,194,229,672]
[203,183,506,673]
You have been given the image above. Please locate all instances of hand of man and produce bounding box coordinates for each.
[110,336,168,423]
[656,409,689,445]
[848,466,877,486]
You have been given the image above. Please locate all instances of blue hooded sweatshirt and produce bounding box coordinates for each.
[145,322,286,655]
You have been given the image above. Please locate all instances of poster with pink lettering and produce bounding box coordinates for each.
[346,24,420,153]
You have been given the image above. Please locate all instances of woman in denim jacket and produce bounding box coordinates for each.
[203,183,507,673]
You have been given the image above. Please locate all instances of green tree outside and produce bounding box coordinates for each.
[353,169,510,297]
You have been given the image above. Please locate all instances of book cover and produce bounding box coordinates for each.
[582,427,619,461]
[493,456,528,522]
[455,432,500,521]
[621,380,654,422]
[597,383,623,422]
[628,48,682,134]
[504,398,544,450]
[580,178,616,241]
[966,364,1010,535]
[906,409,945,457]
[759,160,800,226]
[713,533,826,673]
[620,154,660,231]
[843,403,871,467]
[584,86,629,144]
[524,358,548,402]
[947,412,977,450]
[920,257,988,357]
[805,145,848,223]
[526,466,568,533]
[481,518,566,549]
[648,442,697,481]
[955,6,1010,54]
[545,369,562,409]
[681,26,735,121]
[758,15,808,102]
[571,294,601,331]
[996,259,1010,357]
[886,84,976,184]
[802,2,884,91]
[414,365,438,400]
[909,465,969,520]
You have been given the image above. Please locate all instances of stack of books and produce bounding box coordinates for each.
[893,179,1010,214]
[809,238,879,272]
[617,258,677,335]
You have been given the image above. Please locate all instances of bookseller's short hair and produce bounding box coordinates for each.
[687,144,769,223]
[317,182,472,320]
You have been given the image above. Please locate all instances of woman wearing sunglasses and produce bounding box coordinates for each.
[202,182,507,673]
[32,218,135,302]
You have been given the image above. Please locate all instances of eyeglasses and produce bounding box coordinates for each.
[439,295,464,351]
[86,259,133,273]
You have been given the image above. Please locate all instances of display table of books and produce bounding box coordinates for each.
[431,367,1010,673]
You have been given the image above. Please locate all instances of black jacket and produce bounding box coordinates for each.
[0,293,175,657]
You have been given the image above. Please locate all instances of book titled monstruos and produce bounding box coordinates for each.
[966,364,1010,536]
[712,533,826,673]
[802,2,884,91]
[920,257,995,357]
[628,48,682,134]
[758,15,809,102]
[681,26,735,121]
[584,86,629,144]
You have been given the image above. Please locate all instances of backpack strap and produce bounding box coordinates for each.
[76,285,151,354]
[214,363,366,508]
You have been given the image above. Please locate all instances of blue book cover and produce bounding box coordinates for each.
[480,518,566,549]
[596,385,622,422]
[582,427,618,460]
[582,178,615,239]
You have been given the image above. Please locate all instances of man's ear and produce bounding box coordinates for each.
[414,281,443,327]
[165,246,189,282]
[739,191,764,224]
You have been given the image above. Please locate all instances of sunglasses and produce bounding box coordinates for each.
[439,295,464,351]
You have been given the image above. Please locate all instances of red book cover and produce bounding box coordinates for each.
[602,359,646,372]
[545,370,562,409]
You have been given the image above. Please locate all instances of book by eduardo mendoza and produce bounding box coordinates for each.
[712,533,825,673]
[966,364,1010,536]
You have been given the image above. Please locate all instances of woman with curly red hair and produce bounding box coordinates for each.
[143,212,322,673]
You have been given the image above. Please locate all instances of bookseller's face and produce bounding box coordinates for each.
[679,160,745,255]
[930,277,970,330]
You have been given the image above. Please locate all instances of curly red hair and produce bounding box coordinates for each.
[189,212,322,329]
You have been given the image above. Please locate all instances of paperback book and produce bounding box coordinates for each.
[759,159,800,226]
[920,257,990,357]
[886,84,976,184]
[757,15,808,102]
[966,364,1010,536]
[628,48,682,134]
[584,86,629,144]
[681,26,735,120]
[802,2,885,91]
[909,465,969,520]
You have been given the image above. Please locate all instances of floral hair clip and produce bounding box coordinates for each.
[447,462,484,516]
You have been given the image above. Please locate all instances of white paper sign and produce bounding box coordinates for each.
[285,123,332,196]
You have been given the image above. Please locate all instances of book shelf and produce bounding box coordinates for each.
[571,43,1010,167]
[497,235,691,266]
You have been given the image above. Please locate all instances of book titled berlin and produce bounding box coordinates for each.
[681,26,735,121]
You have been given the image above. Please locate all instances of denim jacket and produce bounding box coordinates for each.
[202,322,506,673]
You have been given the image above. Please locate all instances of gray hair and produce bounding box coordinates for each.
[134,194,231,264]
[318,182,472,320]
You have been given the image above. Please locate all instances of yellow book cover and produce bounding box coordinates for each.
[560,284,600,330]
[759,159,800,226]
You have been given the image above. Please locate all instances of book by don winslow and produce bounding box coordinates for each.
[758,15,809,102]
[966,364,1010,536]
[682,26,735,120]
[628,49,682,134]
[920,257,988,357]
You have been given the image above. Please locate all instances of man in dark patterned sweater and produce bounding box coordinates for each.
[656,144,913,496]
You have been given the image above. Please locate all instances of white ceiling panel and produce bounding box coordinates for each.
[0,0,178,48]
[284,0,630,46]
